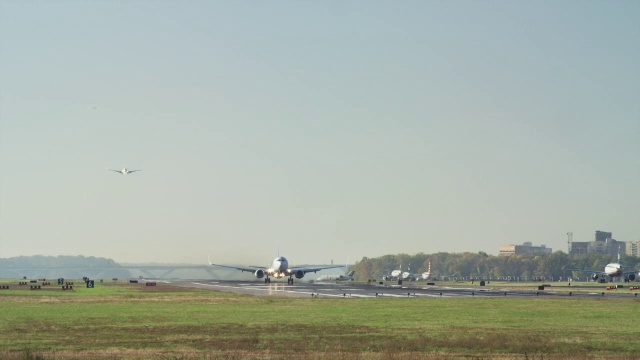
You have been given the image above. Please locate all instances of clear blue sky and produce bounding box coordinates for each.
[1,1,638,265]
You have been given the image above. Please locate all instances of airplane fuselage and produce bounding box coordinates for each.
[604,263,623,277]
[108,167,140,175]
[268,256,290,278]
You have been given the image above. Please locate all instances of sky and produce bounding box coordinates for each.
[0,1,638,266]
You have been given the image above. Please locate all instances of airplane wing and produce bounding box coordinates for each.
[208,258,265,273]
[290,264,346,275]
[107,169,121,173]
[564,268,601,274]
[129,170,141,173]
[564,268,608,279]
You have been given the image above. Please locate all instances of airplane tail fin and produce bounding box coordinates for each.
[347,271,355,277]
[421,260,431,280]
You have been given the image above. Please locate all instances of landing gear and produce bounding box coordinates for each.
[264,278,271,284]
[287,278,293,285]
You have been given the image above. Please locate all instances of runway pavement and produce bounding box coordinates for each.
[164,279,640,300]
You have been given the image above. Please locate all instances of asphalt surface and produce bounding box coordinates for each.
[164,279,640,300]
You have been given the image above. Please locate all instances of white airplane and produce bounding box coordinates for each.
[384,263,430,281]
[107,167,141,175]
[420,261,431,280]
[208,256,345,284]
[316,271,355,282]
[383,264,407,281]
[401,264,417,280]
[567,248,638,282]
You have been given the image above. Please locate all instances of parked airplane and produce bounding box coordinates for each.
[384,261,449,281]
[383,265,404,281]
[420,261,431,280]
[384,263,430,281]
[316,271,355,282]
[208,256,345,284]
[566,248,638,282]
[401,264,418,281]
[107,167,141,175]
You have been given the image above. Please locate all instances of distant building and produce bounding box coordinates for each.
[588,240,608,254]
[499,242,552,256]
[568,230,626,256]
[569,241,588,255]
[627,240,640,258]
[595,230,613,242]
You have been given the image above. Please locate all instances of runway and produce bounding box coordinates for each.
[164,279,640,300]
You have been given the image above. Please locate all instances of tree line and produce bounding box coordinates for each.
[0,255,131,279]
[0,255,122,268]
[350,251,640,282]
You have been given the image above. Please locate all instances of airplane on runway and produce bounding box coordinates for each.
[107,167,141,175]
[566,247,638,283]
[208,256,345,284]
[316,271,355,282]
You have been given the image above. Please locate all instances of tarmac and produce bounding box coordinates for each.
[164,279,640,299]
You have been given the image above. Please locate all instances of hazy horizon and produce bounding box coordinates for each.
[1,1,638,266]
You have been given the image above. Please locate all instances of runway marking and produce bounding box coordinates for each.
[413,293,456,298]
[379,293,414,298]
[191,282,381,298]
[194,282,516,298]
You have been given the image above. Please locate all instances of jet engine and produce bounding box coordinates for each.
[295,270,305,279]
[591,273,599,281]
[629,273,636,281]
[254,269,265,279]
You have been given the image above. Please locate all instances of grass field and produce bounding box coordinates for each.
[1,280,639,359]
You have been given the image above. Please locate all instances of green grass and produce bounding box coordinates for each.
[1,280,639,359]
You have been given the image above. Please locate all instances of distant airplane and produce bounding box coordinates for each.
[401,264,418,281]
[384,263,430,281]
[316,271,355,282]
[421,261,461,281]
[107,167,141,175]
[420,261,431,280]
[566,247,638,282]
[208,256,345,284]
[383,264,407,281]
